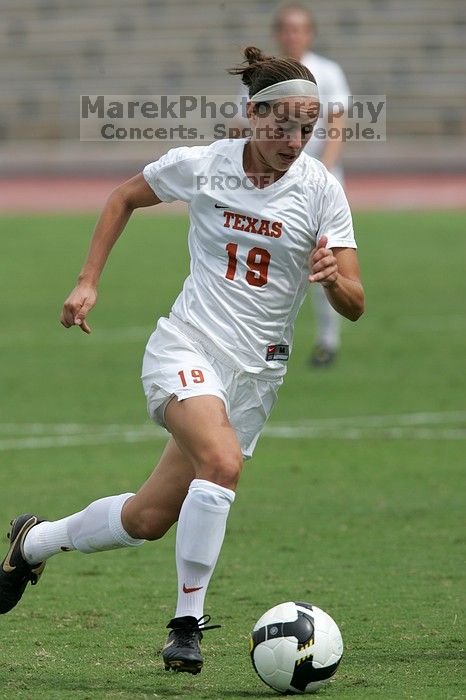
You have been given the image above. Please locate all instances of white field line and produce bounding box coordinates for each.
[1,314,466,348]
[0,326,152,347]
[0,427,465,451]
[1,411,465,436]
[0,423,156,435]
[0,430,166,451]
[263,426,466,440]
[0,411,465,450]
[266,411,466,428]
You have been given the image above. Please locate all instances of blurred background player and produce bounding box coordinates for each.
[274,3,351,367]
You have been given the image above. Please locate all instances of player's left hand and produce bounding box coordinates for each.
[308,235,338,287]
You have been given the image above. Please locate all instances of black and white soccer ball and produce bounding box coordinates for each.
[249,601,343,694]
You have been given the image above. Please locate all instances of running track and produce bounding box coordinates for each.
[1,174,465,213]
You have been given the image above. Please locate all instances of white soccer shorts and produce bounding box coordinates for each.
[141,315,283,459]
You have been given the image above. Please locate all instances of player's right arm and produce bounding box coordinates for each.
[60,173,161,333]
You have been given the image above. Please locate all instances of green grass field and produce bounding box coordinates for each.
[0,210,465,699]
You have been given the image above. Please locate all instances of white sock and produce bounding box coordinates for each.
[22,517,71,564]
[312,283,341,350]
[22,493,144,565]
[174,478,235,620]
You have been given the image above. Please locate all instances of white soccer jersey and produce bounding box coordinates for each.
[143,138,356,375]
[301,51,350,169]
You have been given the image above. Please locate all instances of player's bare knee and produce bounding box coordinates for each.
[197,449,243,489]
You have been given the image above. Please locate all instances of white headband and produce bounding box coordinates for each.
[250,79,319,103]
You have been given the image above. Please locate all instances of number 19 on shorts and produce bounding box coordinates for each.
[178,369,205,387]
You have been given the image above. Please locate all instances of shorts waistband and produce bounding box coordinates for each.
[168,314,285,381]
[169,314,241,371]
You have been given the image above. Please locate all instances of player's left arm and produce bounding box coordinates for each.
[309,235,364,321]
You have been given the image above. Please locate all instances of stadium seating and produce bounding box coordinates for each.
[0,0,464,172]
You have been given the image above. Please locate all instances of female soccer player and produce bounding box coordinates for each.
[0,47,364,675]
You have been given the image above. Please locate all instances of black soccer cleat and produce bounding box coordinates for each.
[0,514,46,614]
[310,344,337,368]
[162,615,220,674]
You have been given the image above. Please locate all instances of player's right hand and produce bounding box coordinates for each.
[60,283,98,334]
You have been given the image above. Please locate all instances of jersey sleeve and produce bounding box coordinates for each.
[317,174,357,249]
[143,147,197,203]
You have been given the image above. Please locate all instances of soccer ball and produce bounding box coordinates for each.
[249,601,343,694]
